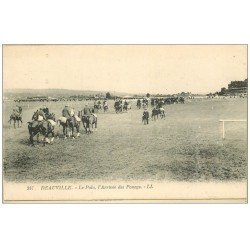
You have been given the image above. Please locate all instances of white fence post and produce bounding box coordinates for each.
[219,119,247,139]
[222,121,225,139]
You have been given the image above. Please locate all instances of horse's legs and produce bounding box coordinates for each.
[43,132,51,146]
[30,133,34,145]
[87,121,90,134]
[71,125,75,138]
[63,124,67,139]
[76,125,80,137]
[95,118,97,129]
[82,120,86,133]
[68,126,71,138]
[29,128,39,146]
[50,130,55,143]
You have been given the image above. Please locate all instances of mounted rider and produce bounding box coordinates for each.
[61,105,73,124]
[62,105,71,118]
[31,108,46,122]
[83,103,92,117]
[14,105,22,114]
[103,99,108,107]
[29,108,46,130]
[42,105,49,116]
[11,105,22,118]
[12,107,19,117]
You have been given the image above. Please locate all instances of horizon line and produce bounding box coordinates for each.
[3,87,211,95]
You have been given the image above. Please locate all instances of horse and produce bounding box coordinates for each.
[151,107,165,120]
[94,103,102,112]
[31,112,57,143]
[158,107,166,119]
[114,101,123,113]
[57,116,80,139]
[9,113,22,128]
[151,108,159,121]
[67,116,81,138]
[178,97,185,104]
[28,120,56,146]
[103,103,109,112]
[78,111,98,134]
[123,102,128,111]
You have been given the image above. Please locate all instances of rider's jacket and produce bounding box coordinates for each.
[83,107,91,115]
[143,111,149,118]
[62,107,71,118]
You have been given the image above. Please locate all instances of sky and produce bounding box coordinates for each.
[3,45,247,94]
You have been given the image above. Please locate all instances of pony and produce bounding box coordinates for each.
[151,108,159,121]
[158,107,166,119]
[28,120,55,146]
[114,101,123,113]
[103,103,109,112]
[178,97,185,104]
[78,111,97,134]
[94,103,102,112]
[57,116,80,139]
[9,113,22,128]
[151,107,165,120]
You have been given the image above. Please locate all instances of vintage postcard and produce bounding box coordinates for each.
[2,45,247,203]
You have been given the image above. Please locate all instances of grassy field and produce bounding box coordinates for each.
[3,98,247,183]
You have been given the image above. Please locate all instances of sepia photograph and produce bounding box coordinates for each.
[2,44,247,203]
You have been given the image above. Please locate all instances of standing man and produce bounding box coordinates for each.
[142,108,149,125]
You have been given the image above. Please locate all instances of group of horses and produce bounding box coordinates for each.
[94,101,109,112]
[114,100,131,113]
[9,97,185,145]
[136,99,149,109]
[26,108,98,146]
[151,97,185,106]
